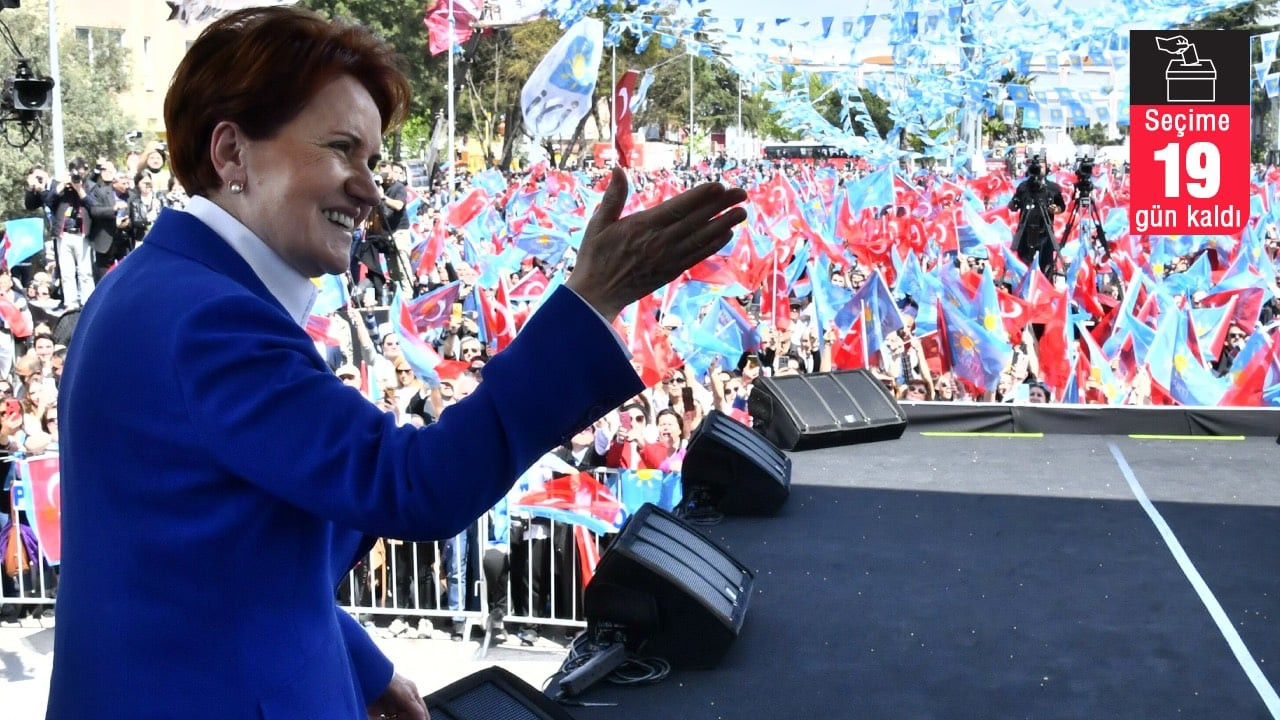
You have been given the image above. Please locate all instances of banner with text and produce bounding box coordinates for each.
[1130,30,1250,236]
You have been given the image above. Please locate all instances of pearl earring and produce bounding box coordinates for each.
[230,182,244,194]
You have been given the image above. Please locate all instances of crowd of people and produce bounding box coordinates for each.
[9,144,1280,409]
[4,132,1279,640]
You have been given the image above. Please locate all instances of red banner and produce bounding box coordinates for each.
[1128,30,1250,236]
[613,70,639,168]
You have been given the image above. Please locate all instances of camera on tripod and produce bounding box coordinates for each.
[1058,145,1110,260]
[1023,148,1047,190]
[1071,145,1095,196]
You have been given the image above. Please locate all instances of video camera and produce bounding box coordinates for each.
[1071,145,1096,197]
[1025,148,1046,187]
[1,59,53,118]
[0,58,54,149]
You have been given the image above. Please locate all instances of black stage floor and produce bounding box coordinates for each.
[572,432,1280,720]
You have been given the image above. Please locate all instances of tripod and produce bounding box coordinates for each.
[1057,177,1110,265]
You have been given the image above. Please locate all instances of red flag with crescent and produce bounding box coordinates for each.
[614,70,639,168]
[16,456,61,565]
[479,277,516,352]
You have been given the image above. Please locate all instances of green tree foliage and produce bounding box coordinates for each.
[0,5,135,223]
[981,71,1042,147]
[1189,0,1278,33]
[1187,0,1279,159]
[299,0,450,158]
[1069,123,1127,147]
[809,76,893,140]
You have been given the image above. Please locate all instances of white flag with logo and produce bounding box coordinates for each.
[520,18,603,139]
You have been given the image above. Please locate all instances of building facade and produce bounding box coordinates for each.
[61,0,207,136]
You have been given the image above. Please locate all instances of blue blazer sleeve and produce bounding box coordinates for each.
[175,282,636,541]
[48,209,644,720]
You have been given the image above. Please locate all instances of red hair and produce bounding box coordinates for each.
[164,6,411,197]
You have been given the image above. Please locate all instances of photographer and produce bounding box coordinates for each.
[23,165,52,216]
[84,163,135,280]
[20,166,53,287]
[377,162,414,294]
[49,157,95,310]
[1008,153,1065,278]
[127,171,162,244]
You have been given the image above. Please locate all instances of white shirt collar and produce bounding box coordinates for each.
[182,195,317,327]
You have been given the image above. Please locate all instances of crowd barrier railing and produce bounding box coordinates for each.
[335,467,629,654]
[3,464,636,653]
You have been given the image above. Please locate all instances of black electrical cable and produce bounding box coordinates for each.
[548,632,671,703]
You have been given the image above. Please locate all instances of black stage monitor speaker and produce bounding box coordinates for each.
[682,409,791,515]
[583,503,754,669]
[424,666,576,720]
[748,369,908,451]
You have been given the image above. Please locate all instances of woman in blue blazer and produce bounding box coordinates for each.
[46,7,747,719]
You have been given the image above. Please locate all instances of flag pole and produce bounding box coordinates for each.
[736,74,742,161]
[447,0,456,202]
[610,45,617,144]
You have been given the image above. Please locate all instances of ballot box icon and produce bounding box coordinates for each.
[1166,59,1216,102]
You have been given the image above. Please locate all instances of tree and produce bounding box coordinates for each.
[810,76,893,140]
[0,5,136,223]
[1189,0,1280,159]
[300,0,451,159]
[980,71,1043,148]
[1069,123,1127,147]
[1189,0,1278,33]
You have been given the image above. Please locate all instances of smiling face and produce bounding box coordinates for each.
[226,74,382,277]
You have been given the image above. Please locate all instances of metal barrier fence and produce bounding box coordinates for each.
[334,468,628,653]
[0,558,56,617]
[3,467,632,653]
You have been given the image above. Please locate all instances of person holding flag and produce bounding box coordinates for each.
[48,7,748,720]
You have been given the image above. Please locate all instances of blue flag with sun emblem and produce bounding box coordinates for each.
[611,469,682,519]
[937,296,1013,394]
[520,18,603,139]
[1146,306,1227,406]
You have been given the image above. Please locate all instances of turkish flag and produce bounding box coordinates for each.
[753,172,798,222]
[831,312,868,370]
[412,216,448,279]
[623,295,680,387]
[479,277,516,352]
[613,70,639,168]
[0,295,31,338]
[996,287,1031,341]
[759,253,790,332]
[408,281,462,332]
[509,268,551,303]
[445,187,490,227]
[16,456,61,565]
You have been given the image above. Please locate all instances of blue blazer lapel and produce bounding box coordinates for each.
[144,208,282,311]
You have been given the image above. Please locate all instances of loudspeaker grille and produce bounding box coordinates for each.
[432,683,552,720]
[640,513,746,588]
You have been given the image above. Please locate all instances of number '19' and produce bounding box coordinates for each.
[1152,142,1220,199]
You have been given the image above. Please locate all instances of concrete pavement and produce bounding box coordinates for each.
[1,615,572,718]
